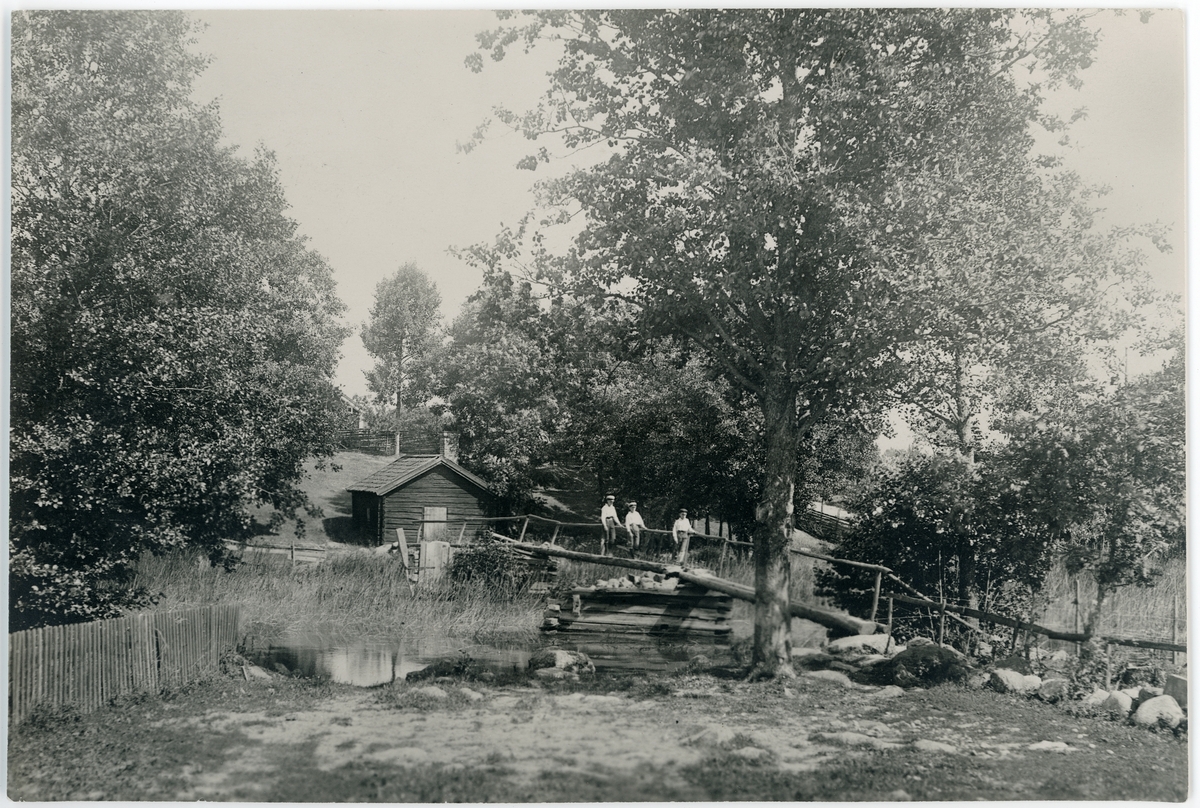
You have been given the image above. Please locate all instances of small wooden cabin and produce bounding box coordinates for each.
[347,455,490,546]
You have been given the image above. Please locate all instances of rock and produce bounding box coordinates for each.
[827,634,896,655]
[793,652,851,673]
[413,685,448,699]
[907,637,935,648]
[993,654,1033,675]
[1133,686,1163,710]
[534,667,577,681]
[913,739,957,754]
[805,669,853,687]
[1027,740,1072,752]
[856,654,890,668]
[886,789,912,802]
[1120,686,1142,702]
[868,685,905,699]
[975,641,993,660]
[1038,677,1070,703]
[242,663,272,680]
[686,724,739,746]
[731,746,770,761]
[967,672,991,690]
[1132,695,1185,729]
[816,731,902,751]
[1101,691,1133,716]
[459,687,484,702]
[1081,688,1109,707]
[1044,649,1073,672]
[854,644,971,688]
[528,648,594,674]
[990,669,1037,694]
[1164,673,1187,709]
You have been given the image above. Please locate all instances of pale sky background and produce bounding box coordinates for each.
[184,9,1187,400]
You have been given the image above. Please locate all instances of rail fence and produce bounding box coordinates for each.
[8,605,241,725]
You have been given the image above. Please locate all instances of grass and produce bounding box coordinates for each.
[247,451,395,545]
[133,551,544,647]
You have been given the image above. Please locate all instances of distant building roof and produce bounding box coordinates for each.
[346,454,490,497]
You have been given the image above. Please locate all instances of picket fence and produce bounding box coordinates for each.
[8,605,241,725]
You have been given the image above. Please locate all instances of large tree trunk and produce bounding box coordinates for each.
[751,380,801,678]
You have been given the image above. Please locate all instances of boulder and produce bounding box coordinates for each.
[534,667,577,681]
[1164,673,1187,709]
[907,637,935,648]
[990,669,1040,694]
[412,685,448,699]
[855,644,971,688]
[1038,678,1070,703]
[528,648,595,675]
[827,633,896,656]
[913,739,958,754]
[1043,650,1073,672]
[459,687,484,702]
[1132,695,1185,729]
[1101,690,1133,716]
[805,669,853,687]
[242,663,272,680]
[1081,688,1110,708]
[1132,686,1163,711]
[993,654,1033,675]
[868,685,906,699]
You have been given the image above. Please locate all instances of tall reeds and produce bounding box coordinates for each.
[133,551,545,646]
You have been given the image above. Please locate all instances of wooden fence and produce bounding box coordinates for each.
[223,540,327,566]
[8,605,241,725]
[334,429,397,456]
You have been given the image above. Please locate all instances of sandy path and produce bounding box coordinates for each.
[170,679,875,799]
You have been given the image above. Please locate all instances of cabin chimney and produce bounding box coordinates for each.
[440,430,459,463]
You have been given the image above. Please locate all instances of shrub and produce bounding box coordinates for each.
[447,543,535,596]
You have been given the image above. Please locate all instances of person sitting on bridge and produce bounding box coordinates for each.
[624,501,646,557]
[600,494,620,555]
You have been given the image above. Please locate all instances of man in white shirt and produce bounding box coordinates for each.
[672,508,693,563]
[624,501,646,557]
[600,495,619,556]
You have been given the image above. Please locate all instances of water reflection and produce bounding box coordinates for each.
[250,631,735,686]
[251,634,531,687]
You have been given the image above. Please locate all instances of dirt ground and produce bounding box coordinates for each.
[8,668,1188,802]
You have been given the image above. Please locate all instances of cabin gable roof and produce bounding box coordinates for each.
[346,454,490,498]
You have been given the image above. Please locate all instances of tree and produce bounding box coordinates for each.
[361,263,442,410]
[469,9,1098,675]
[9,11,348,629]
[993,345,1185,631]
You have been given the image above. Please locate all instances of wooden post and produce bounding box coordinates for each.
[1080,573,1089,653]
[718,540,729,578]
[290,543,295,568]
[869,570,882,623]
[1104,642,1112,689]
[457,522,467,543]
[885,597,894,654]
[551,524,560,545]
[938,598,947,646]
[1172,594,1180,667]
[518,517,529,543]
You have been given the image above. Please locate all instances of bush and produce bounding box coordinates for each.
[448,543,535,597]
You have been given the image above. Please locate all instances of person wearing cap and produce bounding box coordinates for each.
[600,495,620,555]
[624,501,646,557]
[672,508,694,563]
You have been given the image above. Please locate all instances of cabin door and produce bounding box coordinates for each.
[422,506,448,540]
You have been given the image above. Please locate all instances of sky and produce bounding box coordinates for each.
[185,9,1188,400]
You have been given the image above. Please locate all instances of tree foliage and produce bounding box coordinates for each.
[361,263,442,409]
[9,11,348,629]
[468,9,1101,673]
